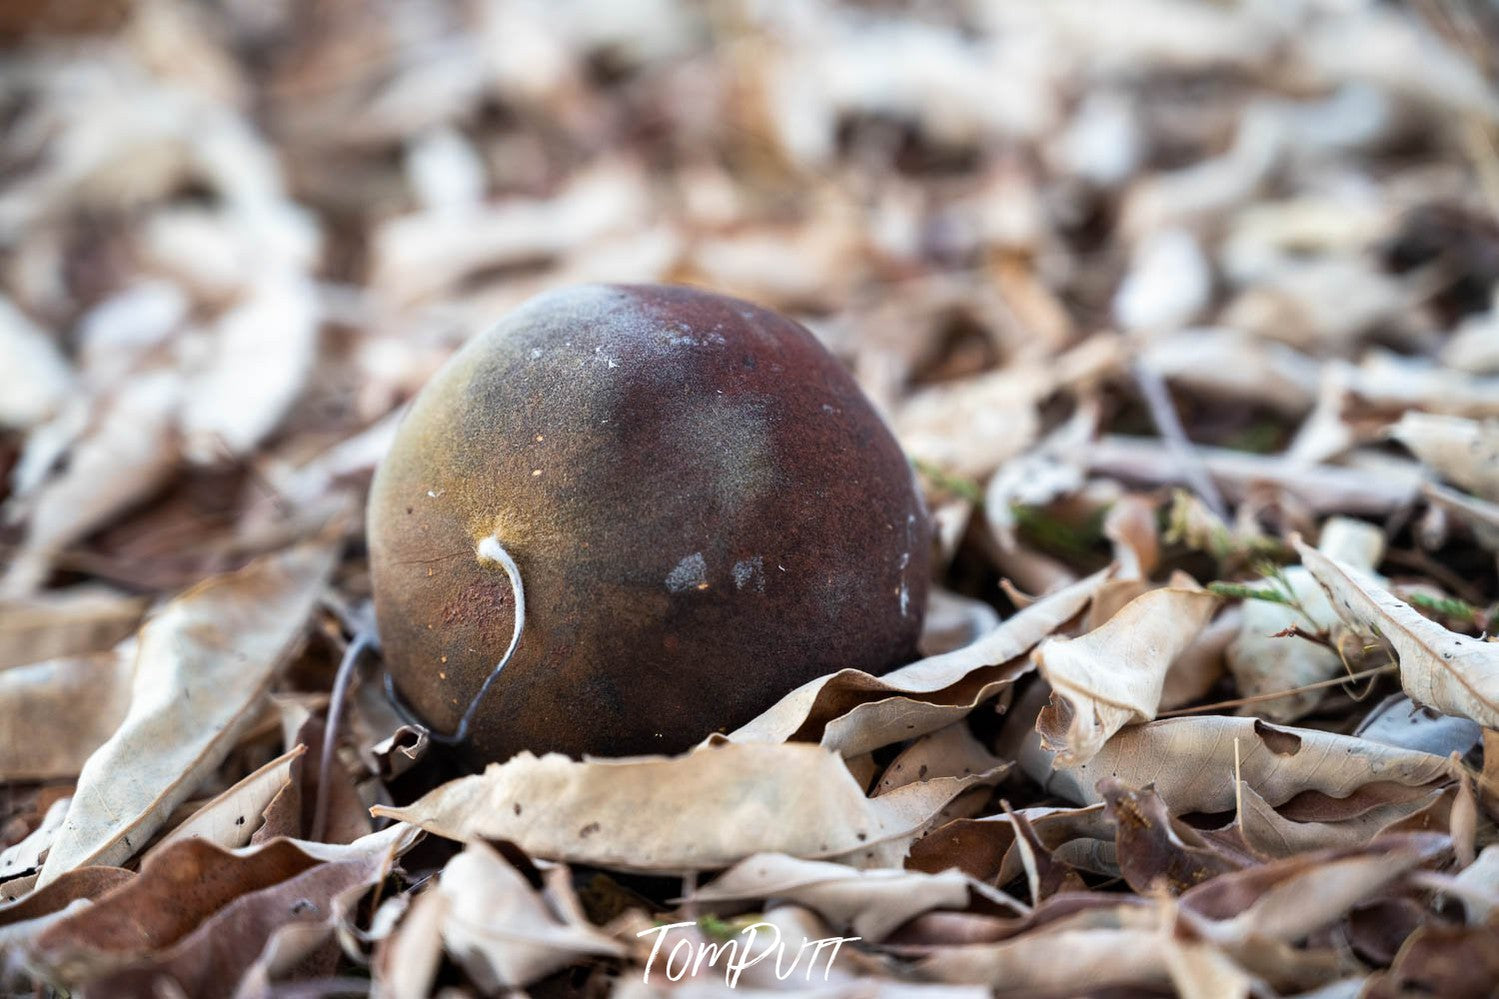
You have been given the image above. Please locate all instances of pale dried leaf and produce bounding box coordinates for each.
[1443,304,1499,374]
[1,372,181,597]
[0,797,69,883]
[918,589,1000,658]
[1086,436,1422,514]
[0,586,145,670]
[179,274,320,462]
[1354,694,1483,758]
[37,541,337,885]
[690,854,971,941]
[1448,845,1499,924]
[144,745,304,861]
[1019,710,1452,814]
[436,840,623,992]
[918,926,1167,992]
[1141,327,1319,414]
[1388,413,1499,501]
[1113,228,1211,333]
[875,723,1004,796]
[727,568,1111,754]
[1234,780,1451,859]
[0,295,72,429]
[1297,539,1499,729]
[1226,517,1385,723]
[1036,584,1219,765]
[374,744,994,873]
[0,647,133,781]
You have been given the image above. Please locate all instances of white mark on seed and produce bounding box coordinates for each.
[732,556,765,593]
[666,553,708,593]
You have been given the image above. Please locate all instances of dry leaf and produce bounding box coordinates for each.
[1019,708,1452,814]
[30,824,416,989]
[875,722,1005,795]
[1113,228,1211,333]
[179,274,320,462]
[89,835,409,998]
[374,744,994,872]
[1,373,181,597]
[1226,516,1385,723]
[1035,583,1218,764]
[1101,781,1252,895]
[0,296,72,429]
[1354,694,1483,758]
[907,803,1116,885]
[1232,780,1452,859]
[431,840,623,992]
[1388,412,1499,501]
[0,797,70,884]
[0,867,134,953]
[1297,539,1499,729]
[689,854,973,941]
[0,586,144,670]
[1086,436,1422,515]
[727,567,1111,756]
[36,541,337,885]
[144,745,304,861]
[0,647,133,781]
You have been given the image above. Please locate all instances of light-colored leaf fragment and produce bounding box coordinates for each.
[0,797,70,883]
[437,840,623,992]
[728,567,1111,755]
[689,853,970,941]
[1226,517,1385,723]
[1020,711,1451,814]
[1161,606,1238,711]
[1423,483,1499,552]
[373,744,993,873]
[1085,436,1422,514]
[1207,848,1425,944]
[37,541,337,886]
[1297,539,1499,728]
[1449,845,1499,924]
[1354,694,1482,758]
[1234,780,1449,858]
[1164,934,1254,999]
[875,722,1005,795]
[0,586,145,670]
[1388,412,1499,501]
[1036,584,1219,765]
[374,885,446,999]
[919,589,1000,657]
[180,273,320,462]
[0,648,133,781]
[919,926,1168,992]
[144,745,304,861]
[1113,228,1210,333]
[1103,493,1160,581]
[0,295,72,429]
[1141,326,1317,414]
[1,372,181,598]
[1351,351,1499,420]
[895,369,1041,480]
[1443,304,1499,374]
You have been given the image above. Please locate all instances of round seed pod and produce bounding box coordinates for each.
[368,283,930,764]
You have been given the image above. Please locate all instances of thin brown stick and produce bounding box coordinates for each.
[1158,663,1398,717]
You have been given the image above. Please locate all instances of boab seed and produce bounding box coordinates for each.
[368,283,930,765]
